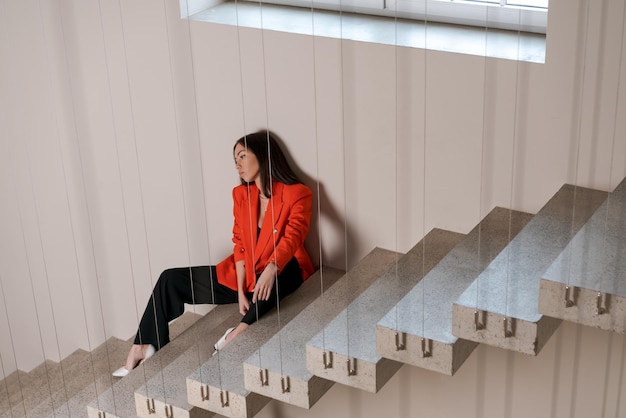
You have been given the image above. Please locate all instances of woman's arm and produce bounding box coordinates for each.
[267,184,313,271]
[252,262,278,303]
[253,184,312,302]
[236,259,250,315]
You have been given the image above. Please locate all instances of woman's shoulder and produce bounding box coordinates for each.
[280,182,312,198]
[231,184,254,204]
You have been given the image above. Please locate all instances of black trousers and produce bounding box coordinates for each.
[134,257,303,349]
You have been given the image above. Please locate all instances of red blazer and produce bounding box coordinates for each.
[216,181,314,292]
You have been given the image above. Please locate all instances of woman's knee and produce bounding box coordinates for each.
[155,268,185,292]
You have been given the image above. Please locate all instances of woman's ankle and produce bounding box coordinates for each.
[226,323,248,343]
[125,344,146,370]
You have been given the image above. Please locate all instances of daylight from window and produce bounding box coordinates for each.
[245,0,549,33]
[470,0,548,7]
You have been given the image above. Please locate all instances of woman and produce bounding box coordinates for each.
[113,130,314,377]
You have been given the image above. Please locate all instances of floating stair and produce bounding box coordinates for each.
[0,360,59,418]
[1,336,129,418]
[186,266,345,418]
[0,349,91,418]
[42,373,121,418]
[1,313,200,418]
[38,337,130,418]
[305,229,463,393]
[539,177,626,333]
[87,309,238,418]
[376,207,532,375]
[2,179,622,418]
[133,312,242,418]
[243,248,400,409]
[452,184,607,355]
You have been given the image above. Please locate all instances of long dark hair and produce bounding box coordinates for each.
[234,130,302,198]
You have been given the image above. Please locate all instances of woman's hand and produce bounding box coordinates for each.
[252,263,278,303]
[238,291,250,316]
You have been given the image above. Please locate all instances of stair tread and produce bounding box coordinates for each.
[42,373,114,418]
[0,338,131,418]
[539,177,626,333]
[305,230,463,392]
[378,207,532,343]
[452,184,607,355]
[87,306,238,418]
[1,349,90,414]
[308,230,462,361]
[246,249,398,380]
[376,207,532,375]
[238,249,399,409]
[134,310,242,417]
[0,360,56,414]
[186,265,350,417]
[455,184,607,320]
[542,177,626,295]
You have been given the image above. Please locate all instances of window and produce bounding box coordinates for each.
[244,0,549,34]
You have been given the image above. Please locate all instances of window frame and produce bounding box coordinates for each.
[239,0,548,34]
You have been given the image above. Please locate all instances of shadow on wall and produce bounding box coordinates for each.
[273,132,357,272]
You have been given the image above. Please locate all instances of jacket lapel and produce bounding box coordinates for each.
[254,182,285,268]
[242,184,260,256]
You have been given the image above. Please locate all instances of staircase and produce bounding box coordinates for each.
[1,179,624,417]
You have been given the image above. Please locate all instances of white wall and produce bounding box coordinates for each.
[0,0,625,415]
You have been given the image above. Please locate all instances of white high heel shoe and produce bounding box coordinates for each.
[112,344,155,377]
[212,327,235,356]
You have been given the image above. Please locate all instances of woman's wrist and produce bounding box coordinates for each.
[265,262,278,274]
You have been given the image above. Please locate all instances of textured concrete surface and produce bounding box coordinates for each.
[377,207,532,375]
[306,229,464,393]
[39,337,131,418]
[1,311,202,418]
[244,249,397,409]
[0,337,130,418]
[0,360,57,416]
[540,177,626,333]
[134,315,237,418]
[186,267,344,418]
[0,349,89,418]
[453,184,607,355]
[87,308,237,418]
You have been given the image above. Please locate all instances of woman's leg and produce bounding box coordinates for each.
[219,258,302,349]
[116,266,238,375]
[240,257,303,326]
[134,266,238,350]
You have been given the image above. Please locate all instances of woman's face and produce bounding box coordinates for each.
[234,143,260,184]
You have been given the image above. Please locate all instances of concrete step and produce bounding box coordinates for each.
[133,312,240,418]
[243,248,400,409]
[87,308,238,418]
[376,207,532,375]
[0,359,56,415]
[37,337,131,418]
[186,266,347,418]
[539,176,626,333]
[452,184,607,355]
[1,314,193,418]
[0,349,91,417]
[306,229,464,393]
[0,338,130,418]
[41,373,118,418]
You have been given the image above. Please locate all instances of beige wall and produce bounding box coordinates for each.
[0,0,625,415]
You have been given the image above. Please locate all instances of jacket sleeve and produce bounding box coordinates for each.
[268,184,312,271]
[231,187,246,263]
